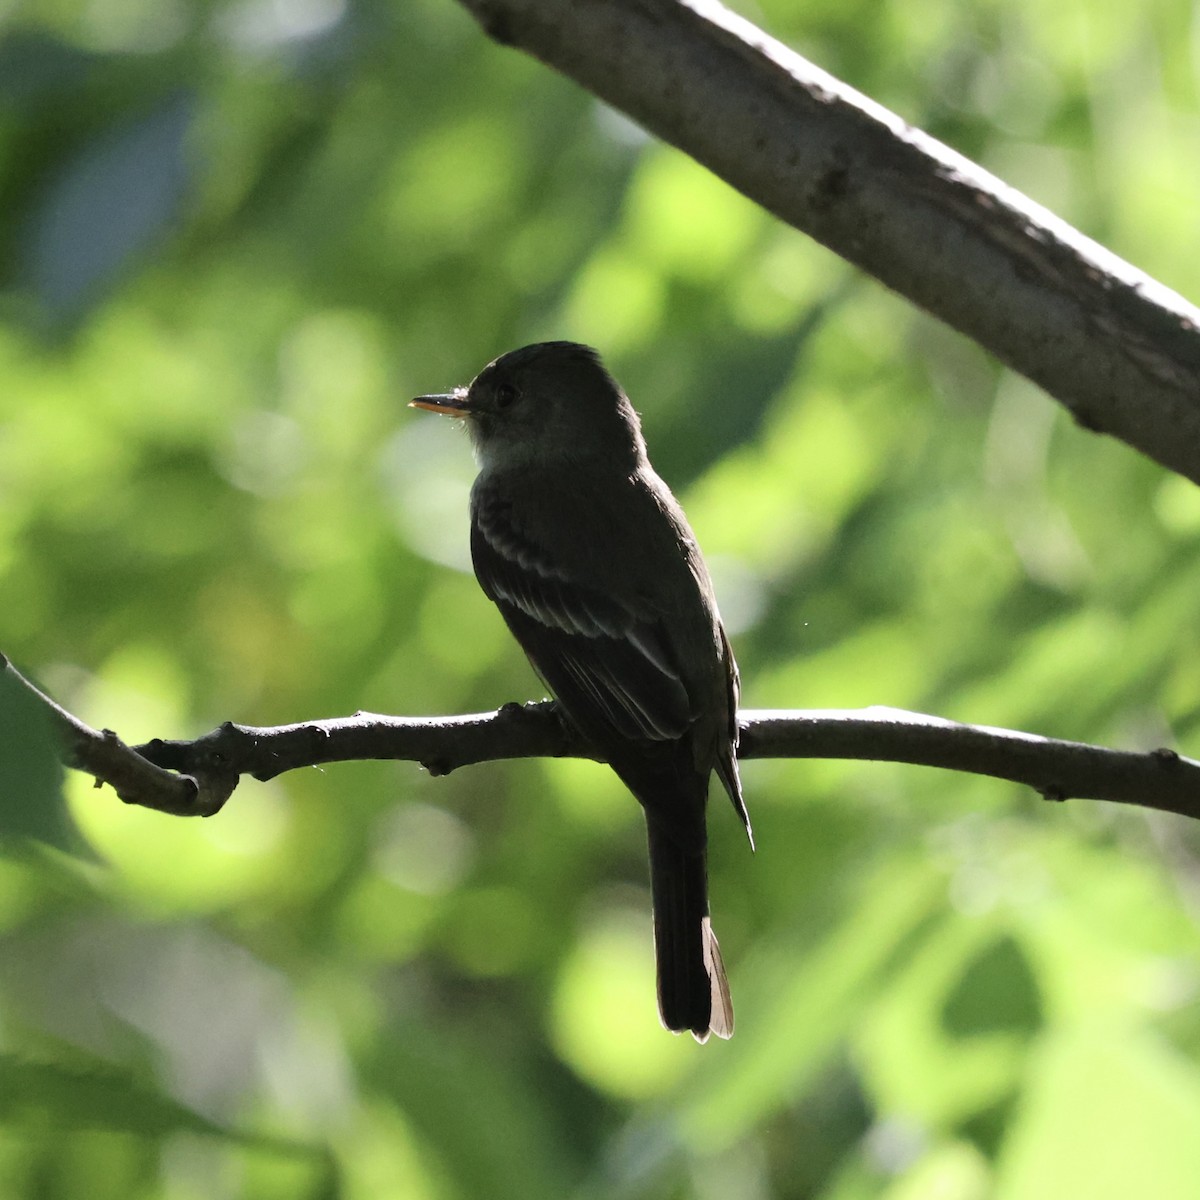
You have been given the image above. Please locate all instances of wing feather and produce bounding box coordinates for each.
[471,496,693,745]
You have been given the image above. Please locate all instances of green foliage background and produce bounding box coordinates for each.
[2,0,1200,1195]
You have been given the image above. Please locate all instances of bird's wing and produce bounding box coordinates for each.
[715,624,752,841]
[471,493,694,745]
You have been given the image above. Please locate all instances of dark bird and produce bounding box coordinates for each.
[412,341,751,1041]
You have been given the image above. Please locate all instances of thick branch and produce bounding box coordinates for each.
[455,0,1200,483]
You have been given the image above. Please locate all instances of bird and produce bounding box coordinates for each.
[411,341,751,1041]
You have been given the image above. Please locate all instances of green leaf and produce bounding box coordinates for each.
[997,1029,1200,1200]
[942,934,1043,1039]
[0,668,83,854]
[0,1052,221,1138]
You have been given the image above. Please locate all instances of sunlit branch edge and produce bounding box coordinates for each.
[6,655,1195,822]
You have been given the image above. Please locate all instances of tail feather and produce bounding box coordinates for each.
[647,822,734,1042]
[702,917,734,1040]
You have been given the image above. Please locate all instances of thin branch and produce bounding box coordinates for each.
[9,653,1195,821]
[135,705,1199,820]
[741,708,1198,819]
[134,701,585,798]
[454,0,1200,484]
[1,653,225,817]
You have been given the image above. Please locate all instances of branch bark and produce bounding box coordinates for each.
[132,707,1200,822]
[5,655,1194,822]
[2,653,228,817]
[454,0,1200,484]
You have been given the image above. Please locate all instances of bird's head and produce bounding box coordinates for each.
[411,341,646,471]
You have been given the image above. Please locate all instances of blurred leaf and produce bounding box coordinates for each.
[0,666,81,853]
[996,1028,1200,1200]
[367,1026,585,1200]
[942,934,1043,1038]
[0,1052,223,1138]
[884,1141,991,1200]
[685,853,945,1146]
[857,913,1033,1129]
[0,31,94,106]
[20,91,195,320]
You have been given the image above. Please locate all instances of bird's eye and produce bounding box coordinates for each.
[495,383,520,409]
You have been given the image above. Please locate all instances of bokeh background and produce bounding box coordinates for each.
[3,0,1200,1196]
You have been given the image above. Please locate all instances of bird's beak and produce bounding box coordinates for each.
[410,388,470,417]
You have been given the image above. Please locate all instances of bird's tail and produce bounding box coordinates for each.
[646,820,733,1042]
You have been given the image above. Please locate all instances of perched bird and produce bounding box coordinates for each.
[412,341,751,1041]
